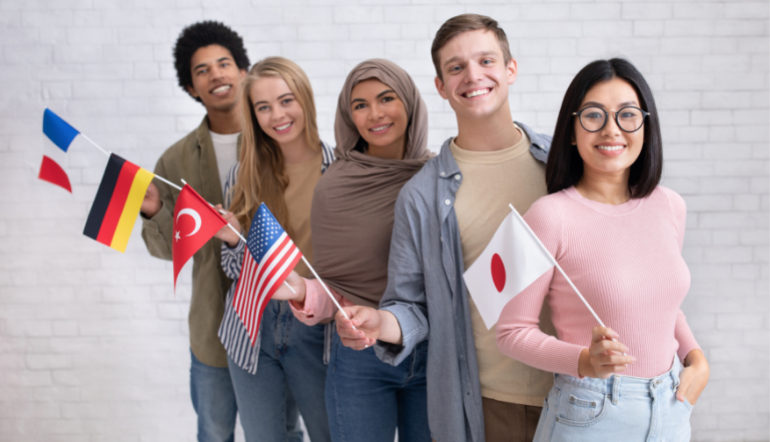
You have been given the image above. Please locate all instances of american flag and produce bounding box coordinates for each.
[234,203,302,345]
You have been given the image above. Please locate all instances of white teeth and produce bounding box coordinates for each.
[212,85,230,94]
[275,122,292,131]
[466,89,490,98]
[597,145,624,151]
[371,124,391,132]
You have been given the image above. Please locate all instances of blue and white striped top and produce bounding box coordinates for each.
[218,142,335,374]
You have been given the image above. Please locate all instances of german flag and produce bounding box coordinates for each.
[83,154,155,253]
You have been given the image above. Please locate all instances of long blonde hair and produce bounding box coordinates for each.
[229,57,321,235]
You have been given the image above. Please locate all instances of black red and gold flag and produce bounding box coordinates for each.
[83,153,155,253]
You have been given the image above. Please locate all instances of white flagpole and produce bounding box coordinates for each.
[299,256,353,323]
[508,204,606,328]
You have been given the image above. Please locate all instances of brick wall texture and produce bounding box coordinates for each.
[0,0,767,441]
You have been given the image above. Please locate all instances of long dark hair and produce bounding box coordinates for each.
[546,58,662,198]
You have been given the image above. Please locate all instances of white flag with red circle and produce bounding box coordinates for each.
[463,208,555,330]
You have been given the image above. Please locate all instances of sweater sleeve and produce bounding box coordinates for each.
[289,278,351,326]
[496,196,586,378]
[675,309,701,362]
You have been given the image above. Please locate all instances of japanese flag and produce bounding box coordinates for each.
[463,206,555,330]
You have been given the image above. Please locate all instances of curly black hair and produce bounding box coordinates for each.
[173,21,250,103]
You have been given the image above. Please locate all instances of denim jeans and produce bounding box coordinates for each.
[228,300,331,442]
[326,330,430,442]
[190,349,238,442]
[534,357,693,442]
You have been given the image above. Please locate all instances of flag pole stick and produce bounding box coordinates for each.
[81,131,184,191]
[299,256,354,324]
[508,204,605,328]
[79,133,111,157]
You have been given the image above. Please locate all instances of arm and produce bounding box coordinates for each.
[496,198,632,378]
[371,191,430,366]
[140,159,175,260]
[220,239,245,281]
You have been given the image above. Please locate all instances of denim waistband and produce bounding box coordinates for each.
[554,356,683,401]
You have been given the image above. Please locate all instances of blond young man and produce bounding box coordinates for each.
[335,14,554,442]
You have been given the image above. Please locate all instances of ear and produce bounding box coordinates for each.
[186,84,199,99]
[506,58,518,86]
[435,76,448,100]
[239,69,247,81]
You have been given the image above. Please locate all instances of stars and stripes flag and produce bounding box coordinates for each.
[234,203,302,345]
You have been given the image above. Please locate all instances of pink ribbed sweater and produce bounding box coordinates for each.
[496,186,701,379]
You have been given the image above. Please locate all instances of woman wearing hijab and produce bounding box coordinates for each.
[271,59,432,442]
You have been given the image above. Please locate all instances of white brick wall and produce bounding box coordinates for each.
[0,0,767,441]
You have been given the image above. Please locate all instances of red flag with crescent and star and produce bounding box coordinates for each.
[172,184,228,292]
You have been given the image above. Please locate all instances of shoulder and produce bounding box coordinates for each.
[515,120,552,163]
[320,141,335,171]
[657,186,686,214]
[397,155,441,206]
[157,130,199,166]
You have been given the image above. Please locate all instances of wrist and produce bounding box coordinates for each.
[578,348,593,378]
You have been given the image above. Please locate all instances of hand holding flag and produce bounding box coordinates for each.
[172,184,228,290]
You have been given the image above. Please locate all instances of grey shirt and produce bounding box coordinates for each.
[374,122,551,442]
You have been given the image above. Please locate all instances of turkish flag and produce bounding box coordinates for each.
[172,184,227,291]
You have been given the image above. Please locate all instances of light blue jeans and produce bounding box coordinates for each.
[534,357,693,442]
[190,349,238,442]
[227,300,331,442]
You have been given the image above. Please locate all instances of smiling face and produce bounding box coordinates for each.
[573,77,645,180]
[434,29,516,121]
[186,44,246,113]
[249,75,306,146]
[350,78,408,159]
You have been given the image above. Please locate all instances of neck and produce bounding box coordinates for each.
[574,169,632,205]
[453,103,520,152]
[206,105,242,135]
[280,135,316,165]
[367,140,405,160]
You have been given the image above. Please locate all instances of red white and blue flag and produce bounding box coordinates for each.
[234,203,302,345]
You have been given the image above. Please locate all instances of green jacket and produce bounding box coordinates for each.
[141,117,239,367]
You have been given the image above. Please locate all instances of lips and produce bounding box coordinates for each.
[369,123,393,133]
[596,144,625,151]
[462,88,491,98]
[274,122,293,134]
[210,85,231,95]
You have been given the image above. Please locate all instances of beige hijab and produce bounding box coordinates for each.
[311,59,431,307]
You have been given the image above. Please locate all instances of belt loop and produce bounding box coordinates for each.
[611,375,620,405]
[671,357,681,391]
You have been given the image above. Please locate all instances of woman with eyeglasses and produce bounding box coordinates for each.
[496,58,709,441]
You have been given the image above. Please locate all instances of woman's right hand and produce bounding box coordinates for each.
[271,271,306,303]
[578,326,635,379]
[336,306,382,350]
[213,205,242,247]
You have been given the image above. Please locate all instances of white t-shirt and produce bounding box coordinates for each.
[209,131,239,197]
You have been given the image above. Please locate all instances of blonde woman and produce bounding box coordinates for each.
[214,57,334,442]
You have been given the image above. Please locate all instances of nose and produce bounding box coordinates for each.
[370,102,385,120]
[272,106,286,121]
[601,110,622,136]
[463,62,484,84]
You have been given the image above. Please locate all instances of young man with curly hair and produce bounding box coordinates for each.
[139,21,256,442]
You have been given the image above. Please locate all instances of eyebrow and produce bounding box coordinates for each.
[582,100,639,108]
[442,51,498,69]
[253,92,294,107]
[193,56,232,72]
[350,89,396,105]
